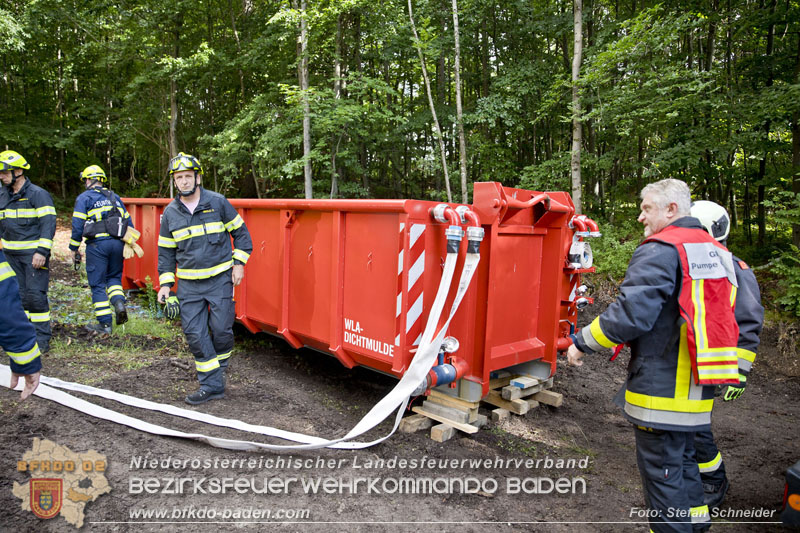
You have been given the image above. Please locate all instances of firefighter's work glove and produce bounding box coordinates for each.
[122,226,141,245]
[723,374,747,402]
[73,251,82,271]
[164,296,181,320]
[121,227,144,260]
[122,241,144,259]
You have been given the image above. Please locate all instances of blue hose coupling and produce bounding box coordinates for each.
[445,226,464,253]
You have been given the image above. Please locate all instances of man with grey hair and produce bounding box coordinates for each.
[567,178,740,532]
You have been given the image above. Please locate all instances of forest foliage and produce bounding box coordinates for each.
[2,0,800,311]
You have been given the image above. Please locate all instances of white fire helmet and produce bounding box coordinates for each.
[690,200,730,242]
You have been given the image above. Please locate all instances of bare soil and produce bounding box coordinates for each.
[1,255,797,532]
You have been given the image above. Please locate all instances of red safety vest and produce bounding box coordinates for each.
[644,225,740,385]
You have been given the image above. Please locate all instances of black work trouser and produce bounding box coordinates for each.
[177,272,234,393]
[634,427,709,533]
[695,429,727,487]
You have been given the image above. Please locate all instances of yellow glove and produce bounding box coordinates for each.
[123,242,144,259]
[123,227,141,245]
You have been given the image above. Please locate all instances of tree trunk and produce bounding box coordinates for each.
[57,34,65,200]
[743,153,752,244]
[757,0,776,247]
[228,0,247,102]
[570,0,583,213]
[452,0,468,203]
[481,18,489,98]
[408,0,452,202]
[330,13,345,198]
[298,0,312,199]
[793,33,800,247]
[168,17,181,160]
[168,15,182,198]
[704,0,717,72]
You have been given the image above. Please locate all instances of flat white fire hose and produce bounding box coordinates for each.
[0,251,480,451]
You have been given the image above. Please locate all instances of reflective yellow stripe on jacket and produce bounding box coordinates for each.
[0,261,15,281]
[177,260,233,280]
[624,325,713,427]
[172,222,225,242]
[691,279,739,382]
[1,239,40,250]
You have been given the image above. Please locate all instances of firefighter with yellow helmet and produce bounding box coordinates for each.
[69,164,140,335]
[0,150,56,353]
[156,152,252,405]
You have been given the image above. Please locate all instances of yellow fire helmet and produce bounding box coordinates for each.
[80,164,107,183]
[168,152,203,176]
[0,150,30,171]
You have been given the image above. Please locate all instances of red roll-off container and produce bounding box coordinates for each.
[122,182,593,402]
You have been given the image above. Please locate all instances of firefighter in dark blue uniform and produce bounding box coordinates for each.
[69,165,134,335]
[567,179,740,533]
[0,150,56,353]
[690,200,764,509]
[156,153,252,405]
[1,248,42,400]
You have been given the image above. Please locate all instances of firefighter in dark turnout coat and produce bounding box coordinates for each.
[69,165,134,334]
[156,153,252,405]
[0,150,56,353]
[567,179,740,533]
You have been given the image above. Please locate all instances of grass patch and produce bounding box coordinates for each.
[47,276,185,383]
[489,427,539,457]
[47,338,160,383]
[114,316,181,339]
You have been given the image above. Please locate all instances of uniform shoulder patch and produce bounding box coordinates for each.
[738,260,750,270]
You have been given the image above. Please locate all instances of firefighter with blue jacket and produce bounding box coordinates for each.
[567,179,740,533]
[0,150,56,353]
[1,248,42,400]
[69,165,135,335]
[690,200,764,510]
[156,153,252,405]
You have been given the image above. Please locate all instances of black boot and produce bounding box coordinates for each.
[86,322,112,336]
[703,477,730,510]
[185,388,225,405]
[113,300,128,325]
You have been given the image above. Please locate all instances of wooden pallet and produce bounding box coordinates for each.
[399,374,562,442]
[482,374,562,420]
[400,390,486,442]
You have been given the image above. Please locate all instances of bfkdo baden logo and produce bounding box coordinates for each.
[13,438,110,528]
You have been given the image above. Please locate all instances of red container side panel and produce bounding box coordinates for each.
[122,183,589,401]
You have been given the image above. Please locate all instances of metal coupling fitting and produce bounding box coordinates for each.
[445,225,465,241]
[445,226,464,253]
[466,226,485,242]
[466,226,484,253]
[454,205,470,224]
[432,204,450,223]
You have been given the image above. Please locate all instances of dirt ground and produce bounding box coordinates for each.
[1,245,798,532]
